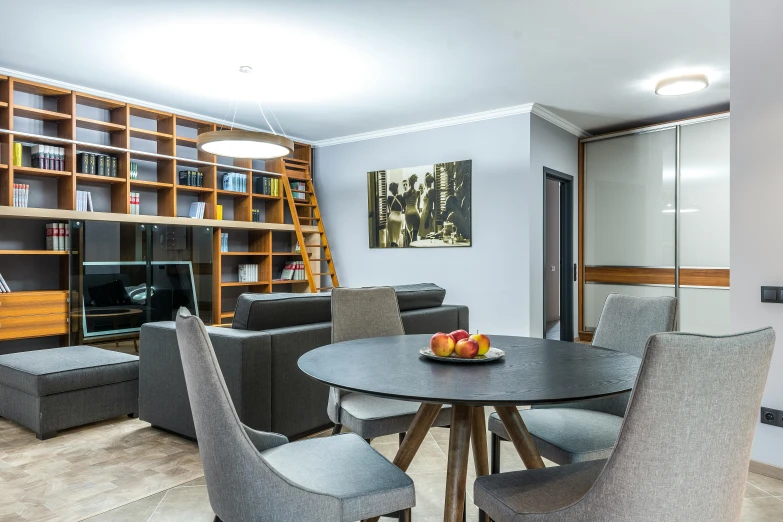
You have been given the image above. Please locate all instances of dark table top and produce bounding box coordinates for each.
[298,334,641,406]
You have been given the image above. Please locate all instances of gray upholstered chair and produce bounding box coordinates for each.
[174,308,415,522]
[474,328,775,522]
[488,294,677,470]
[329,286,452,443]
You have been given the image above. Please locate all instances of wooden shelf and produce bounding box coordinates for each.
[130,128,173,141]
[221,251,270,256]
[76,173,126,184]
[14,106,72,122]
[216,189,249,197]
[131,179,173,189]
[0,249,68,255]
[272,252,303,256]
[76,116,126,132]
[253,193,281,201]
[75,93,125,110]
[271,280,309,284]
[0,101,7,109]
[177,184,212,193]
[129,105,172,121]
[220,281,269,287]
[13,166,70,178]
[176,136,198,148]
[0,164,7,170]
[14,80,69,97]
[220,311,235,319]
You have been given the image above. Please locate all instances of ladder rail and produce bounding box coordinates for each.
[282,170,317,293]
[307,179,339,289]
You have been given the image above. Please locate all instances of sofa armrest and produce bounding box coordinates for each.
[139,321,272,439]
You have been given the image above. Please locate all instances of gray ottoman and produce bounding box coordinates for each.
[0,346,139,440]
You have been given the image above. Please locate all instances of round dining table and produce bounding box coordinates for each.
[298,334,641,522]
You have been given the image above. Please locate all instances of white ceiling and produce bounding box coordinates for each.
[0,0,729,142]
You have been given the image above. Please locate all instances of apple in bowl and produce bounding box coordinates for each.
[470,332,491,356]
[449,329,470,343]
[430,332,456,357]
[455,338,480,359]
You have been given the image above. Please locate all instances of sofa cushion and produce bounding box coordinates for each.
[233,293,332,331]
[0,345,139,397]
[394,283,446,311]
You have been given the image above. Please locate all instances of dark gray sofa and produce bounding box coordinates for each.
[139,284,469,439]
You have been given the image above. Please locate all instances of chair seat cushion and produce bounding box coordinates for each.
[488,408,622,464]
[263,433,415,521]
[0,346,139,396]
[474,459,605,521]
[339,392,452,439]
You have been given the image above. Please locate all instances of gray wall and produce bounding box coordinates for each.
[314,114,533,335]
[731,0,783,468]
[529,115,579,338]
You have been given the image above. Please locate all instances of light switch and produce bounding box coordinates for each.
[761,286,783,303]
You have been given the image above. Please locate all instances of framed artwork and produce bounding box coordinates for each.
[367,160,471,248]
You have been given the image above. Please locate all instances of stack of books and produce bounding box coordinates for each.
[220,233,229,252]
[129,192,140,214]
[130,162,139,180]
[238,264,258,283]
[13,184,30,207]
[252,209,262,222]
[188,202,206,219]
[0,273,10,292]
[179,170,203,187]
[290,181,307,200]
[278,261,306,281]
[46,223,70,251]
[31,145,66,171]
[221,172,247,193]
[77,153,117,176]
[13,143,21,166]
[254,176,280,196]
[76,190,93,212]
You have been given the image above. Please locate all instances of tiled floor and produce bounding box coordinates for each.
[86,416,783,522]
[545,320,560,340]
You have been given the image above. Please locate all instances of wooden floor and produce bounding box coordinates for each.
[0,417,202,522]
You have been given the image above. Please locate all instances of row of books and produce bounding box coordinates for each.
[76,190,94,212]
[238,264,259,283]
[14,144,67,171]
[188,202,207,219]
[290,181,307,201]
[0,273,11,292]
[252,209,263,222]
[46,223,70,251]
[129,192,141,214]
[254,176,280,197]
[12,184,30,207]
[222,172,248,193]
[130,162,140,180]
[220,233,229,252]
[179,170,204,187]
[77,153,118,177]
[279,261,307,281]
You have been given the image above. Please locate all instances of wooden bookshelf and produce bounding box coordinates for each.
[0,249,68,255]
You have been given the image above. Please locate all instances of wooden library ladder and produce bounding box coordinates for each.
[280,160,339,293]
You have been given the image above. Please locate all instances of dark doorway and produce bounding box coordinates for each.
[543,168,574,341]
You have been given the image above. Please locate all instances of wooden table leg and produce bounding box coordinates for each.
[471,406,489,477]
[445,405,473,522]
[494,406,545,469]
[364,403,443,522]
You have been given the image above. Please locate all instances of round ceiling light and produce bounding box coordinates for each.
[197,130,294,159]
[655,74,709,96]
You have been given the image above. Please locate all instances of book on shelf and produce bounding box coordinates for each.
[12,184,29,208]
[45,222,69,251]
[13,142,22,166]
[188,201,206,219]
[252,209,261,223]
[216,204,223,220]
[76,190,94,212]
[238,264,258,283]
[290,181,307,200]
[221,172,247,193]
[0,273,11,292]
[31,145,65,171]
[130,161,138,180]
[220,233,228,253]
[77,153,117,176]
[179,170,204,187]
[279,262,295,280]
[130,192,140,215]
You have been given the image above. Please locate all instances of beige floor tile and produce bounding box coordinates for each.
[749,473,783,497]
[178,476,207,487]
[372,438,449,475]
[747,483,773,498]
[148,486,214,522]
[87,491,166,521]
[741,496,783,521]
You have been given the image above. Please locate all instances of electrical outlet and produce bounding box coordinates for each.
[760,407,783,428]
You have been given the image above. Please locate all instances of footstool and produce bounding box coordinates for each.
[0,345,139,440]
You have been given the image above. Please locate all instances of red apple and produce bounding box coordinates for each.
[449,329,470,343]
[455,338,479,359]
[430,332,455,357]
[470,332,491,356]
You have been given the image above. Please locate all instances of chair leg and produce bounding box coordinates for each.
[399,508,411,522]
[332,423,342,435]
[491,433,501,474]
[399,432,406,446]
[213,517,222,522]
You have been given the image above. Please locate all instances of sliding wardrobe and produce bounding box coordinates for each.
[580,114,729,338]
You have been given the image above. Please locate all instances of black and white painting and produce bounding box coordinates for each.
[367,160,471,248]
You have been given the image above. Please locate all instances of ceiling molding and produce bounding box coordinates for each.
[312,102,589,147]
[0,66,311,145]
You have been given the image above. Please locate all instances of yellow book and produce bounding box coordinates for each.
[13,142,22,166]
[216,204,223,220]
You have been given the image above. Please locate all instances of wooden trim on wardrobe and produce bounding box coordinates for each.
[583,267,729,287]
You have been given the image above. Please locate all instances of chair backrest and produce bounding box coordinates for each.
[593,293,678,357]
[566,328,775,521]
[331,286,405,343]
[174,308,273,520]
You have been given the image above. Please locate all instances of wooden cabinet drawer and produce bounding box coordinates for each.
[0,313,68,341]
[0,291,68,318]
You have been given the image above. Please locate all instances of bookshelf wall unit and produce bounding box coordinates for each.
[0,73,337,342]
